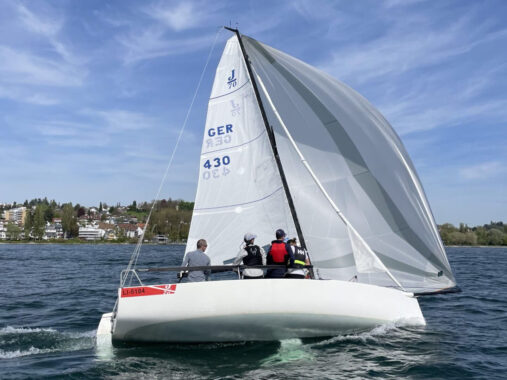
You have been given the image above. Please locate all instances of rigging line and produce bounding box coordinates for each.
[121,27,224,287]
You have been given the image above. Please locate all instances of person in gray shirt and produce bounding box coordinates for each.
[181,239,211,282]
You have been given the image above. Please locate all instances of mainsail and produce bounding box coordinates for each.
[187,32,456,294]
[185,36,296,264]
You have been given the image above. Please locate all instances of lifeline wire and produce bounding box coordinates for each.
[121,27,223,287]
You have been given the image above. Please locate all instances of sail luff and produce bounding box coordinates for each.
[229,28,312,267]
[254,70,405,291]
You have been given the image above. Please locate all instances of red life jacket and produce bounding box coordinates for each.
[269,240,288,264]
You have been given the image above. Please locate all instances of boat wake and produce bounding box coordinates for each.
[311,318,425,347]
[260,338,314,366]
[0,326,96,359]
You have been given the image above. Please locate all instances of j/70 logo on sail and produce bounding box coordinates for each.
[227,69,237,89]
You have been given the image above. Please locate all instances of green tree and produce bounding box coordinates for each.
[474,227,488,245]
[77,207,86,218]
[488,229,504,246]
[33,205,46,240]
[179,201,194,211]
[6,223,21,240]
[128,200,137,212]
[463,232,478,246]
[24,209,33,239]
[44,206,54,223]
[62,204,78,238]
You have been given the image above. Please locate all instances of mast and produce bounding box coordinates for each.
[225,27,312,267]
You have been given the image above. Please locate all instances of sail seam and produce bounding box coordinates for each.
[201,129,266,155]
[194,186,283,211]
[209,80,250,100]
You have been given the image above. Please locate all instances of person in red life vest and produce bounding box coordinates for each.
[285,237,310,279]
[233,233,266,279]
[266,229,293,278]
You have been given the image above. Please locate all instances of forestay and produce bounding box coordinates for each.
[241,35,456,293]
[185,36,296,264]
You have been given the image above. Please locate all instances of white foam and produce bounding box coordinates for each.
[0,346,53,359]
[310,322,400,346]
[261,338,314,366]
[0,326,56,335]
[0,327,97,359]
[64,330,97,339]
[0,326,96,339]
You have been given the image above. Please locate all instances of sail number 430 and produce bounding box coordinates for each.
[203,156,230,169]
[203,156,231,180]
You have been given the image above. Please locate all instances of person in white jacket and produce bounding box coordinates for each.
[233,233,266,279]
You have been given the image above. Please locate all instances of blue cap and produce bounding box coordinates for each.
[275,229,286,239]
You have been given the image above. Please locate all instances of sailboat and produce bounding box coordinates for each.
[97,28,458,344]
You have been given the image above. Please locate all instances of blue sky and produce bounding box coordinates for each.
[0,0,505,226]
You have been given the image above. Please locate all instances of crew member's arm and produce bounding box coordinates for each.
[266,245,273,265]
[286,243,295,267]
[204,255,211,281]
[260,247,267,266]
[179,252,190,279]
[182,252,189,267]
[233,247,246,265]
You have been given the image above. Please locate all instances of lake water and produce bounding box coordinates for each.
[1,244,506,379]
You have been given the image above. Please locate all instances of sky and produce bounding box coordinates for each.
[0,0,506,226]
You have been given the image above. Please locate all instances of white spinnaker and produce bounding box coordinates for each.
[185,36,295,264]
[242,35,456,293]
[255,70,403,289]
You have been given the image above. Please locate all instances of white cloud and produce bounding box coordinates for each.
[117,28,213,64]
[0,86,60,105]
[291,0,342,21]
[459,161,506,180]
[313,9,507,136]
[16,3,62,37]
[321,15,479,83]
[84,109,156,132]
[144,2,203,31]
[15,3,81,65]
[0,46,84,87]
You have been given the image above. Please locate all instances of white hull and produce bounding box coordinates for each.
[100,279,425,343]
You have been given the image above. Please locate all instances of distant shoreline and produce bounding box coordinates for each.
[0,242,504,248]
[0,241,186,245]
[445,245,506,248]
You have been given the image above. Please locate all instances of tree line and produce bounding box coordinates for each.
[438,222,507,246]
[2,199,505,246]
[1,198,193,242]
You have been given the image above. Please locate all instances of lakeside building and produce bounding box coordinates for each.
[78,225,106,241]
[44,222,64,240]
[4,207,27,226]
[118,223,143,239]
[152,235,169,244]
[0,222,6,240]
[98,222,117,240]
